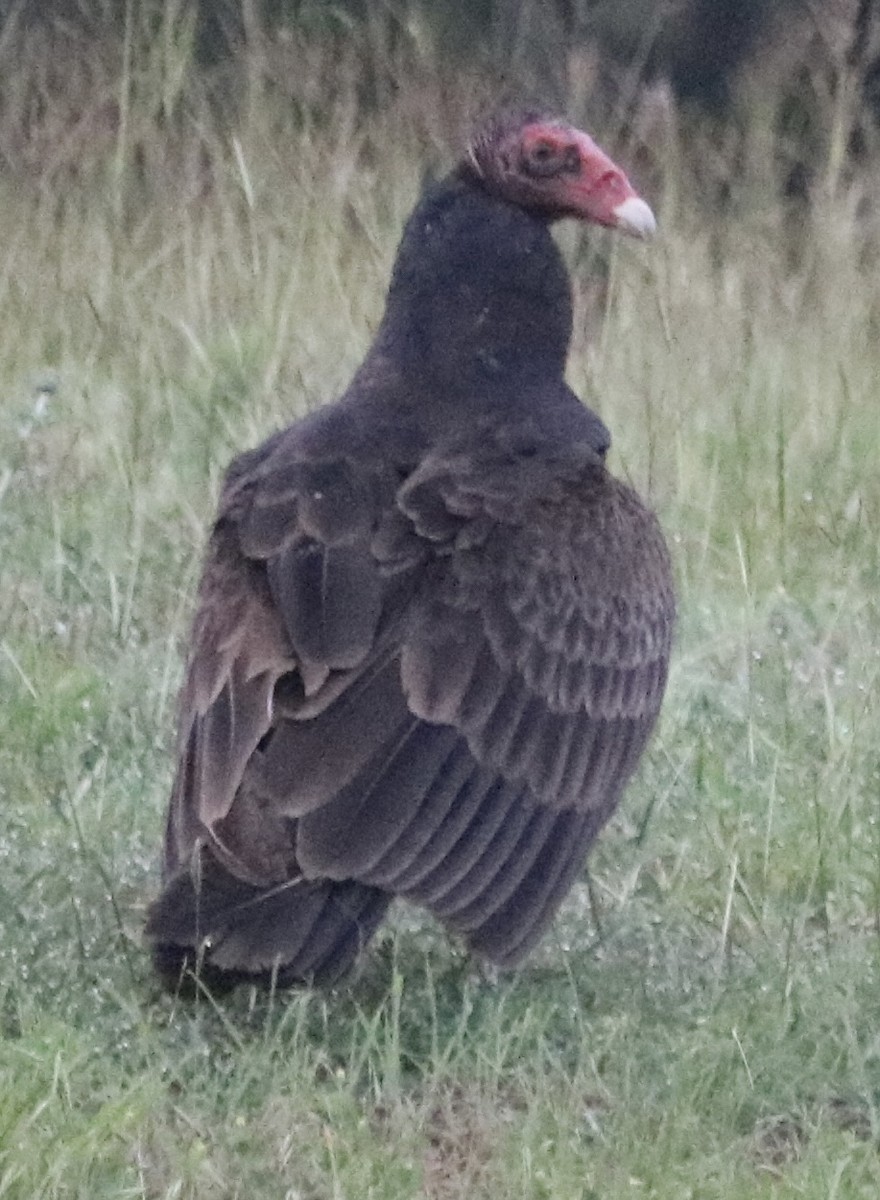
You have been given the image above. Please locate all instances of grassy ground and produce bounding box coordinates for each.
[2,20,880,1200]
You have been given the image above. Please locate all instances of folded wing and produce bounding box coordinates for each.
[147,432,675,983]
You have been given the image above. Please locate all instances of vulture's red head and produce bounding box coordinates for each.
[467,110,656,237]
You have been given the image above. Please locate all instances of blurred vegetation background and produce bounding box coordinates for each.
[1,0,878,201]
[2,2,880,1197]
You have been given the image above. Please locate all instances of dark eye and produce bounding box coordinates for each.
[523,140,563,178]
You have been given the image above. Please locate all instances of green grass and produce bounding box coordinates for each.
[3,11,880,1198]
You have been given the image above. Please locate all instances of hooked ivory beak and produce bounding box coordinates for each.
[612,196,657,239]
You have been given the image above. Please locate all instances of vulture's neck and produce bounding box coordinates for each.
[368,170,574,396]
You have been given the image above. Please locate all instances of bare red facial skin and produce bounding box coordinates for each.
[518,121,654,235]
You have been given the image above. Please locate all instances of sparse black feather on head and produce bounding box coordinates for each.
[145,109,674,993]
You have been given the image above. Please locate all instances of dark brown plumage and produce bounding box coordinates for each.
[146,109,674,990]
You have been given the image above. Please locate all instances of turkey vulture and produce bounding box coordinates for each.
[146,109,675,990]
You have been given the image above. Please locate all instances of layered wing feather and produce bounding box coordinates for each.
[386,442,674,959]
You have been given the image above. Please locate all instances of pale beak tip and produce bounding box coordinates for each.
[612,196,657,239]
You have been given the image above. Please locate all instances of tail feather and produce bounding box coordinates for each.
[145,847,391,991]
